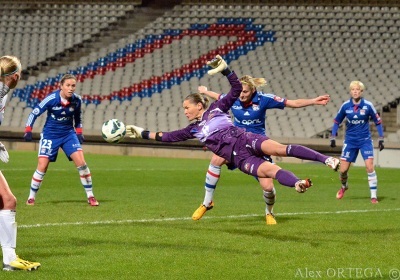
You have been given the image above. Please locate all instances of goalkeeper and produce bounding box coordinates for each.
[126,55,340,206]
[192,77,331,224]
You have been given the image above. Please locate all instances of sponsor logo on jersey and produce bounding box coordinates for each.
[241,119,262,125]
[346,110,353,113]
[232,105,243,109]
[244,111,250,116]
[52,106,63,110]
[353,115,358,118]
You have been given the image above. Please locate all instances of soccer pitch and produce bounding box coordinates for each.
[3,151,400,279]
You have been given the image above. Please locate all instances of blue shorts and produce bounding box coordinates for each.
[341,138,374,163]
[38,132,82,162]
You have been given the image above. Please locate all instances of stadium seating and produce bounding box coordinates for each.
[2,2,399,142]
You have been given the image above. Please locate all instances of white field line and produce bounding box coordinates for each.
[18,208,400,229]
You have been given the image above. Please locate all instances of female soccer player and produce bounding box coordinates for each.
[0,55,40,271]
[330,81,384,203]
[24,74,99,206]
[126,55,340,206]
[192,78,331,224]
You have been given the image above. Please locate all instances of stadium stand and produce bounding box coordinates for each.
[1,0,399,143]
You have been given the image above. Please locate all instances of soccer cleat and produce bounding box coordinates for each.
[192,201,214,220]
[3,256,41,271]
[26,198,35,206]
[371,198,379,204]
[87,196,99,206]
[295,179,312,193]
[325,157,340,171]
[336,187,348,199]
[266,213,277,225]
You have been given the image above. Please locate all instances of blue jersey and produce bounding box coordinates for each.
[25,90,83,138]
[221,91,286,135]
[333,98,382,142]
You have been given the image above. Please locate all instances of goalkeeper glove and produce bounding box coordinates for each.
[207,55,231,76]
[24,126,33,142]
[126,124,148,139]
[378,138,384,151]
[0,142,9,163]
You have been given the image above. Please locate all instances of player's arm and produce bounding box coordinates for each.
[285,94,330,108]
[125,125,194,142]
[74,97,84,143]
[198,86,221,100]
[370,104,385,151]
[24,100,49,141]
[329,105,346,147]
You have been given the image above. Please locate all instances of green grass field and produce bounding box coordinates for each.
[2,150,400,279]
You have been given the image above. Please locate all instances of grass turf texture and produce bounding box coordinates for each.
[3,151,399,279]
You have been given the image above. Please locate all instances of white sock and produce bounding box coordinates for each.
[263,188,276,214]
[368,171,378,199]
[203,164,221,207]
[29,169,45,199]
[0,210,17,264]
[77,164,94,198]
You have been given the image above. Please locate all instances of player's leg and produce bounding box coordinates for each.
[26,135,55,205]
[259,138,340,171]
[365,159,378,203]
[254,160,312,192]
[192,154,226,220]
[0,172,40,271]
[65,133,98,206]
[336,141,357,200]
[259,178,277,225]
[361,141,378,203]
[337,161,351,199]
[70,151,98,206]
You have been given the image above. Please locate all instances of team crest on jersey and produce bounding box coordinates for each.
[360,109,365,115]
[273,96,284,102]
[69,107,75,112]
[252,104,260,111]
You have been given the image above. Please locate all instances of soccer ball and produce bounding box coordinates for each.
[101,119,126,143]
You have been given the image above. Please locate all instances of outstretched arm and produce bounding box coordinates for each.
[198,86,221,100]
[286,94,330,108]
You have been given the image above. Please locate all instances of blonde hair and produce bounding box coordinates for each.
[0,55,21,79]
[239,75,267,92]
[349,81,365,91]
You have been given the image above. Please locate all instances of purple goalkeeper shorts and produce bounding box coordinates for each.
[231,132,270,177]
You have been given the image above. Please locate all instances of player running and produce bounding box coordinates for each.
[0,55,41,271]
[125,55,340,206]
[192,78,331,224]
[330,81,384,204]
[24,74,99,206]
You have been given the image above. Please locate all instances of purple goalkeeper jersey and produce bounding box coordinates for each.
[161,72,245,162]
